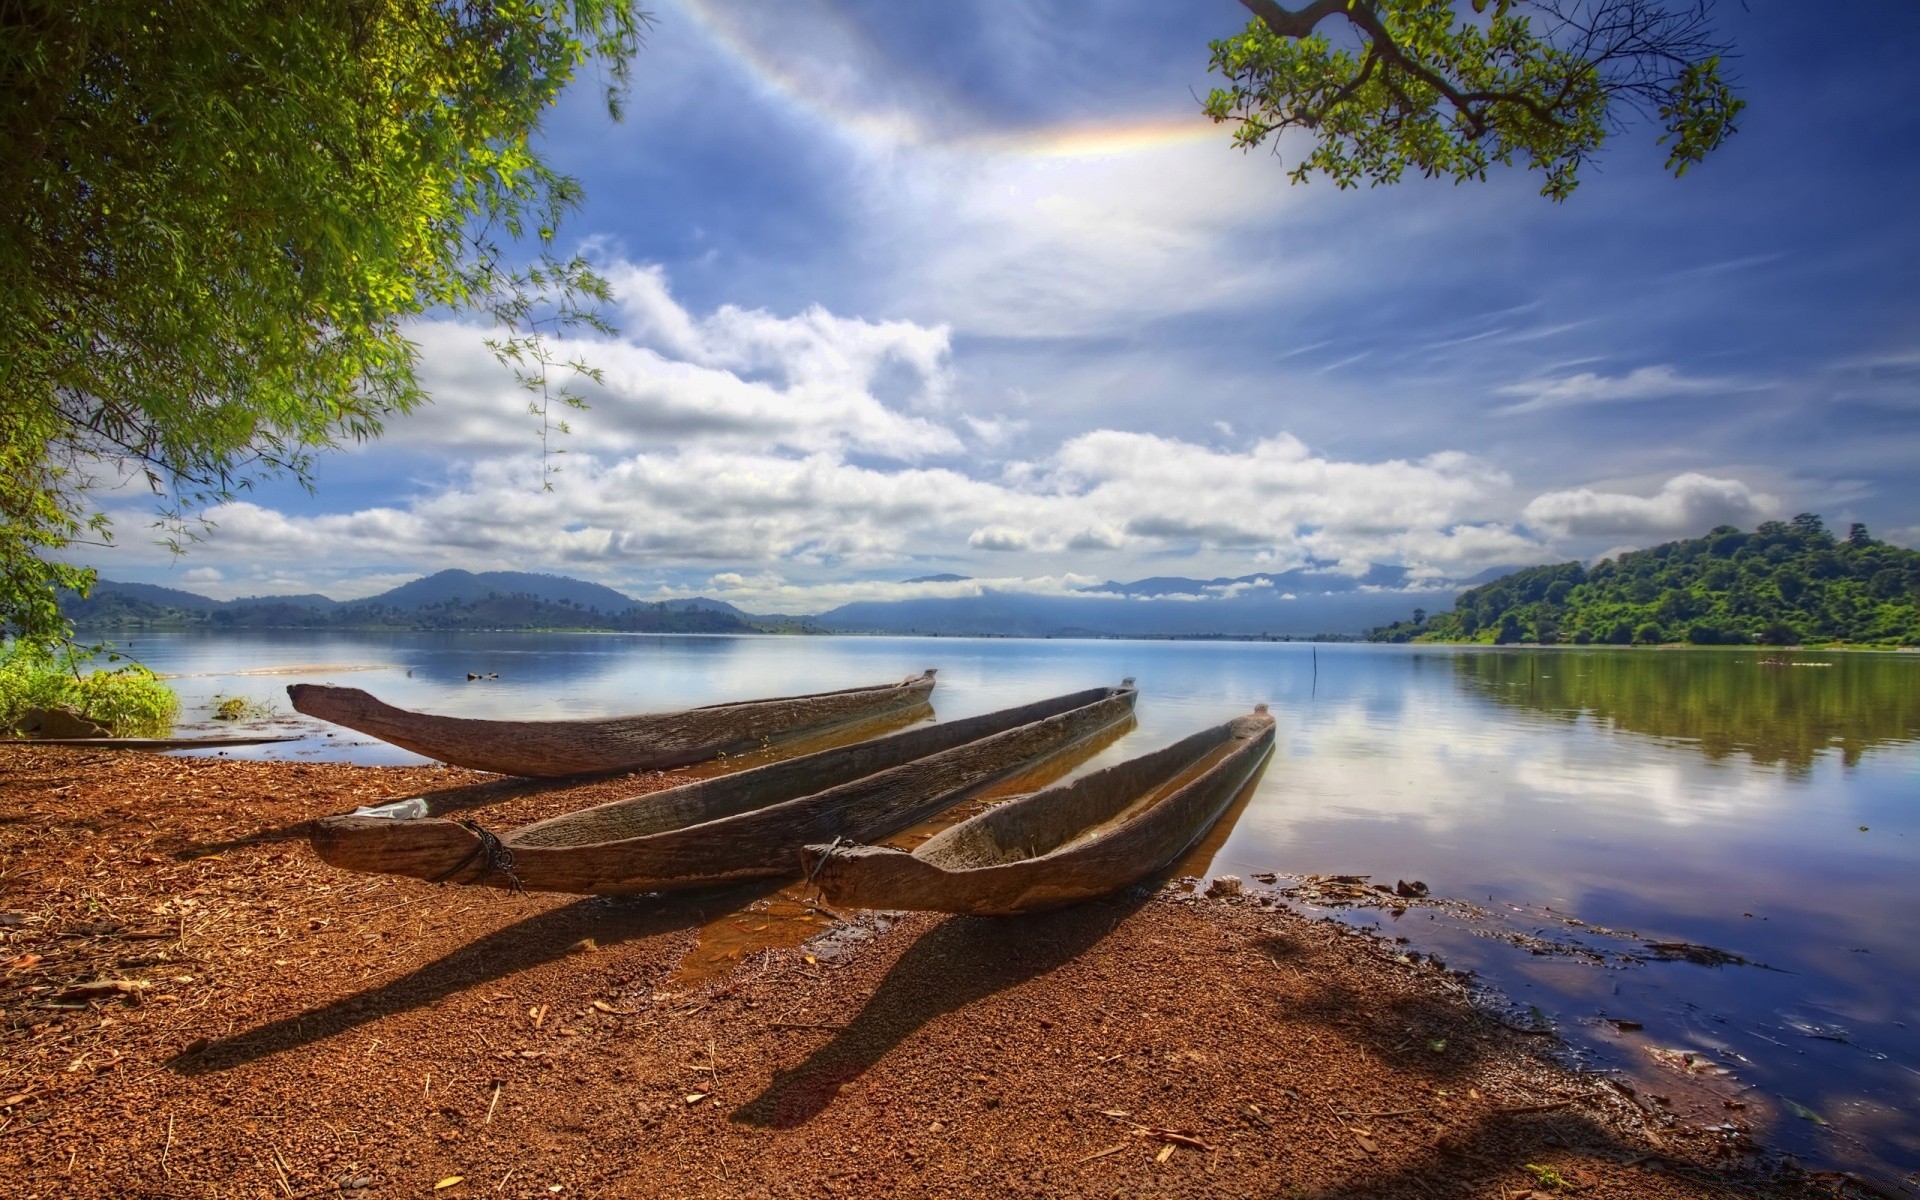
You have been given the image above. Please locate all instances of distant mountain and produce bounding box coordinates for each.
[61,559,1513,640]
[227,592,340,612]
[75,580,224,614]
[800,561,1498,637]
[903,573,970,584]
[64,570,755,635]
[808,592,1450,637]
[1369,517,1920,647]
[664,596,751,617]
[360,570,640,613]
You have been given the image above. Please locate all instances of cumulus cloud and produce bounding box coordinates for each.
[1522,472,1780,539]
[90,263,1583,610]
[400,265,960,462]
[1492,365,1741,415]
[967,526,1032,551]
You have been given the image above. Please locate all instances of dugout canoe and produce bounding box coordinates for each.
[800,705,1275,916]
[286,670,939,777]
[309,681,1138,894]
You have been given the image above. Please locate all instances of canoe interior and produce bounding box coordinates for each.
[918,717,1254,869]
[797,708,1274,915]
[684,674,938,711]
[509,684,1127,849]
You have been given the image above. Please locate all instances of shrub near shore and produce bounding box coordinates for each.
[1371,516,1920,646]
[0,641,177,736]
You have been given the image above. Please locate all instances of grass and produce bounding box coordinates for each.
[0,640,178,737]
[211,694,275,722]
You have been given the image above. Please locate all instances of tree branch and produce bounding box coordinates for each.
[1236,0,1354,40]
[1238,0,1576,136]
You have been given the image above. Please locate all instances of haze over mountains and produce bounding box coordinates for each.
[64,564,1509,638]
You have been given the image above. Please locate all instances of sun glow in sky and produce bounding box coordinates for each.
[92,0,1920,613]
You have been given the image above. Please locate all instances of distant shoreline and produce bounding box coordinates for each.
[71,623,1920,652]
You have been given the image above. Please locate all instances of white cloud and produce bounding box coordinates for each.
[967,525,1032,552]
[1522,473,1781,540]
[398,264,960,463]
[88,263,1595,609]
[678,570,1109,613]
[1492,365,1742,415]
[961,414,1029,445]
[1205,577,1273,599]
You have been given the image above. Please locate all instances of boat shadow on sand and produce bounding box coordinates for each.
[730,759,1278,1130]
[730,887,1156,1130]
[163,881,783,1076]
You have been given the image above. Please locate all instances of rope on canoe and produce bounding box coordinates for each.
[804,836,847,887]
[430,820,524,893]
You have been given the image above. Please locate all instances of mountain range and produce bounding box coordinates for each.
[62,563,1507,638]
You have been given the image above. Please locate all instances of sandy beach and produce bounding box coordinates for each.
[0,745,1868,1198]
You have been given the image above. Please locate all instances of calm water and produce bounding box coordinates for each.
[110,631,1920,1188]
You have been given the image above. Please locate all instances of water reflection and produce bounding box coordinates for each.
[1235,648,1920,1192]
[1455,649,1920,772]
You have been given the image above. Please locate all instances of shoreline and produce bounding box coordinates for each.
[68,623,1920,653]
[0,746,1871,1198]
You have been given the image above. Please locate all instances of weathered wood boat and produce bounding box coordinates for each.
[800,706,1274,916]
[287,670,938,777]
[309,681,1138,894]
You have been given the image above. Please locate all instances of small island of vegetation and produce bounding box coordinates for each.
[1369,515,1920,647]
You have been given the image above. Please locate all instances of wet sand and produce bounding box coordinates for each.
[0,745,1871,1198]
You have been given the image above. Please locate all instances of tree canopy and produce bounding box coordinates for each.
[0,0,643,644]
[1205,0,1743,199]
[1371,517,1920,647]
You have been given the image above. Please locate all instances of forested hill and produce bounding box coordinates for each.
[63,578,757,635]
[1369,516,1920,647]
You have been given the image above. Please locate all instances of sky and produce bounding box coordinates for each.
[92,0,1920,613]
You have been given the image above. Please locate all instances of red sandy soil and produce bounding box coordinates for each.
[0,745,1875,1199]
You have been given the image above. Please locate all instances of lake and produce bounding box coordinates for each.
[107,630,1920,1189]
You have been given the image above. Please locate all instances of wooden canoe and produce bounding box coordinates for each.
[309,681,1138,894]
[800,706,1275,916]
[286,670,938,777]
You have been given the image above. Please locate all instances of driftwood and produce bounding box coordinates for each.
[287,670,937,777]
[309,681,1139,894]
[802,706,1275,916]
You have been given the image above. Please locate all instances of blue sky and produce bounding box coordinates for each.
[94,0,1920,611]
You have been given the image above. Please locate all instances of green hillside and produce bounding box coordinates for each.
[65,588,753,635]
[1369,516,1920,647]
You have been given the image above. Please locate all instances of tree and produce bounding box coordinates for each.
[1368,517,1920,647]
[1205,0,1743,200]
[1,0,645,643]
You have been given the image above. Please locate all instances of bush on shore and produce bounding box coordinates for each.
[0,641,177,736]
